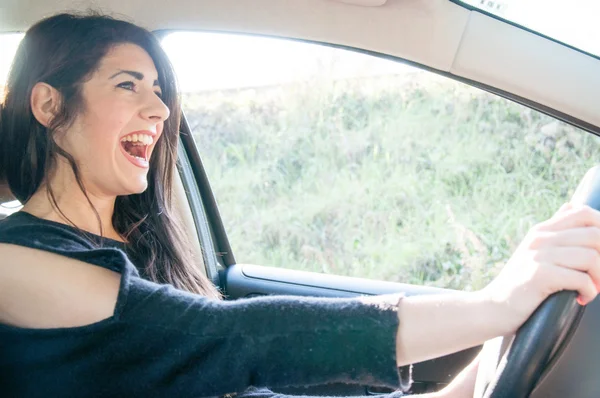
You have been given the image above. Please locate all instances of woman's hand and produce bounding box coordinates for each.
[480,203,600,336]
[395,203,600,367]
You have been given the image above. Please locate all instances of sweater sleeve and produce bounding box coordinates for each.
[114,275,413,397]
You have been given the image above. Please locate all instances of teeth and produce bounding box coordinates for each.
[120,134,154,145]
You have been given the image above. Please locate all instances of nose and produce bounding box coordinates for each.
[140,90,170,123]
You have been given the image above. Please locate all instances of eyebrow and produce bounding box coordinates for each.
[109,70,160,87]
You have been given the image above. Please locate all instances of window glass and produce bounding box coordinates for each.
[0,33,23,87]
[458,0,600,57]
[176,33,600,289]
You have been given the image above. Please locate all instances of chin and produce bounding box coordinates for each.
[131,182,149,195]
[121,179,149,196]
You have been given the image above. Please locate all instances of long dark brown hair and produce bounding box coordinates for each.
[0,12,221,299]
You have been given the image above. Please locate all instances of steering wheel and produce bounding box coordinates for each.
[473,166,600,398]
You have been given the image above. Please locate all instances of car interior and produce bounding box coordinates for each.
[2,0,600,396]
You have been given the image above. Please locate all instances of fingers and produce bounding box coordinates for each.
[541,263,598,305]
[521,204,600,307]
[534,246,600,292]
[539,205,600,232]
[556,202,573,214]
[530,227,600,253]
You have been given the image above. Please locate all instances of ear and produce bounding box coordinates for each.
[30,82,61,128]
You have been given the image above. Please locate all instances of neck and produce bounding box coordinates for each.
[21,173,124,242]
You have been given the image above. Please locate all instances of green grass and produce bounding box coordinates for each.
[182,73,600,291]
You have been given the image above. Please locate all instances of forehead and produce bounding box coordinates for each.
[96,43,159,81]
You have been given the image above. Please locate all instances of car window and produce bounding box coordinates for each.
[0,33,23,86]
[162,31,600,290]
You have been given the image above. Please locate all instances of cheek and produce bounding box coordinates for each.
[69,105,131,163]
[88,101,130,134]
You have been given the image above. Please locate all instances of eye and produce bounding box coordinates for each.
[118,81,163,100]
[117,81,137,92]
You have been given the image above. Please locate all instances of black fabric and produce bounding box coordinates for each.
[0,212,413,397]
[236,386,406,398]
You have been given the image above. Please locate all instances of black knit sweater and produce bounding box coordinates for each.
[0,211,412,397]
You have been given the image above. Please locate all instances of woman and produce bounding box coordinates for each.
[0,12,599,398]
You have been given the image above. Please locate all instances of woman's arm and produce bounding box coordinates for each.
[395,292,499,367]
[394,203,600,367]
[0,243,121,329]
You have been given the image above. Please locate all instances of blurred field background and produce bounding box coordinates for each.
[182,72,600,291]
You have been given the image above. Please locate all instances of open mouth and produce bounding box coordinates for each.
[120,133,154,167]
[121,141,148,161]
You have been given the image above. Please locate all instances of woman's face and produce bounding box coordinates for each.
[55,43,170,196]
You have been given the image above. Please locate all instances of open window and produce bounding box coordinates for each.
[162,31,600,291]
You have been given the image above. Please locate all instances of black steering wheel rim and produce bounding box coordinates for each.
[476,291,585,397]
